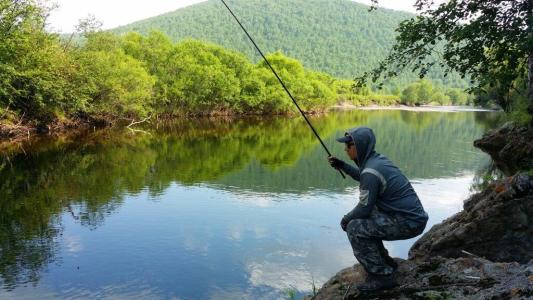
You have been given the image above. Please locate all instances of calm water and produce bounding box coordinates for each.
[0,110,498,299]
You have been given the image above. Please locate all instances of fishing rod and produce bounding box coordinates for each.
[220,0,345,179]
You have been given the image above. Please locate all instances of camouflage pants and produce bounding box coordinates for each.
[346,209,426,275]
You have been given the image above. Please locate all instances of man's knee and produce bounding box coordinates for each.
[346,218,363,234]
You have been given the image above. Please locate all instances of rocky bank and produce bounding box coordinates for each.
[308,122,533,299]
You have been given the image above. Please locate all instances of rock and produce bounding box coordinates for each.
[308,258,533,300]
[409,174,533,264]
[473,122,533,176]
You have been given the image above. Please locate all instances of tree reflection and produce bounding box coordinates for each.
[0,110,495,289]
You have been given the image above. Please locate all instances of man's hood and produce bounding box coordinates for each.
[346,127,376,167]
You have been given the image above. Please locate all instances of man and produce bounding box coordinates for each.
[328,127,428,292]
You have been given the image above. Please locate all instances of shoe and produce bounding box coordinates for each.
[377,245,398,271]
[356,273,397,292]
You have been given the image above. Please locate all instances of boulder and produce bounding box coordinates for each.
[409,121,533,264]
[409,174,533,264]
[308,257,533,299]
[473,122,533,176]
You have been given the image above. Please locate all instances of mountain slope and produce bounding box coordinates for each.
[113,0,467,89]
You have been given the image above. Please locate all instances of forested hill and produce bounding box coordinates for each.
[113,0,468,90]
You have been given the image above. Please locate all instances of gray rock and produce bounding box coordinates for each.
[473,122,533,176]
[409,174,533,264]
[307,258,533,299]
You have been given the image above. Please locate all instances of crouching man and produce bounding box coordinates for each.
[328,127,428,292]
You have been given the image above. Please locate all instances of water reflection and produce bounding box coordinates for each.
[0,110,498,298]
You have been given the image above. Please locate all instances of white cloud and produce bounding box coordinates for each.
[64,235,84,253]
[412,175,474,211]
[247,261,317,291]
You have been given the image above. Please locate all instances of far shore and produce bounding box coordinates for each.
[0,104,500,146]
[330,103,499,113]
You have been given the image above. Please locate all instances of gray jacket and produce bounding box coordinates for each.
[340,127,428,224]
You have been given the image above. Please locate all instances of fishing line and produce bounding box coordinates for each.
[220,0,345,179]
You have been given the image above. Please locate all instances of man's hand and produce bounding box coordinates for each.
[328,156,344,169]
[340,216,350,232]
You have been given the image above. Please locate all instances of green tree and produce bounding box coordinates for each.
[0,0,87,120]
[446,88,469,105]
[169,40,243,112]
[360,0,533,115]
[400,83,419,105]
[121,31,179,108]
[113,0,469,90]
[417,80,433,104]
[430,88,451,105]
[256,52,338,112]
[77,34,155,117]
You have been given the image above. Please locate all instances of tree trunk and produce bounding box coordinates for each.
[528,50,533,118]
[528,1,533,121]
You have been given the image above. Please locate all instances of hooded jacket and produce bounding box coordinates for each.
[339,127,428,224]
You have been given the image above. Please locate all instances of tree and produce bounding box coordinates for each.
[359,0,533,115]
[75,14,103,36]
[77,50,155,117]
[112,0,470,90]
[447,88,469,105]
[401,83,419,105]
[121,31,176,108]
[0,0,44,41]
[169,40,243,112]
[0,0,87,120]
[417,79,433,103]
[430,88,451,105]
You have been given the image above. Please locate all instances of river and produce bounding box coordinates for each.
[0,109,499,299]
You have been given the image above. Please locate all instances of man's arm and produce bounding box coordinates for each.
[329,157,361,181]
[339,162,361,181]
[343,172,380,221]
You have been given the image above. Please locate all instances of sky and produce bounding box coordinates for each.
[47,0,421,33]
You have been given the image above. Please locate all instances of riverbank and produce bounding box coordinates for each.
[308,257,532,299]
[0,115,113,146]
[307,122,533,299]
[0,111,318,151]
[0,105,494,146]
[331,103,498,113]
